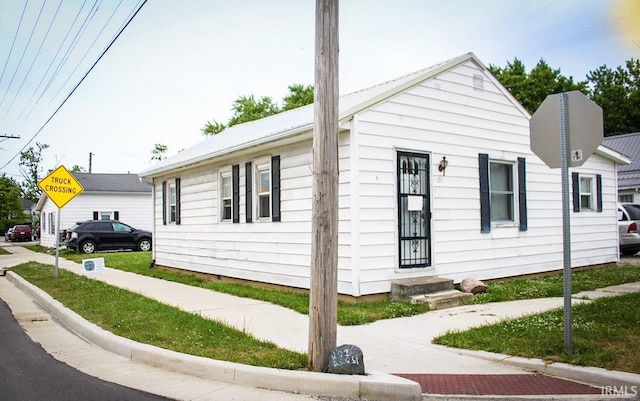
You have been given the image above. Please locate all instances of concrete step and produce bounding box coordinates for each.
[409,290,474,310]
[391,276,453,301]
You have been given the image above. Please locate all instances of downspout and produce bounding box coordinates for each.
[350,116,361,297]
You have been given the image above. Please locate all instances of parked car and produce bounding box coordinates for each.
[64,220,152,254]
[10,224,33,242]
[4,227,14,241]
[617,203,640,255]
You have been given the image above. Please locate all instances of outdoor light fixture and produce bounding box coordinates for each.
[438,156,448,175]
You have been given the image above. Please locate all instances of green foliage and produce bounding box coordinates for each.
[150,143,168,161]
[70,165,86,172]
[12,262,307,369]
[0,174,28,229]
[227,95,280,127]
[587,58,640,137]
[488,58,588,115]
[435,293,640,373]
[18,142,49,202]
[490,57,640,137]
[282,84,314,111]
[472,263,640,304]
[201,83,314,136]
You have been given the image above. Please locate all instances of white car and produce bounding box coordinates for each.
[617,203,640,256]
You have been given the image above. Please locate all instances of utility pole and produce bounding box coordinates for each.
[0,134,20,139]
[89,152,93,173]
[308,0,339,372]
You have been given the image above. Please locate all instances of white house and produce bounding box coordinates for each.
[139,53,629,298]
[36,172,152,248]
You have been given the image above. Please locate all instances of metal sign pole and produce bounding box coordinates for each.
[55,207,61,278]
[559,93,573,355]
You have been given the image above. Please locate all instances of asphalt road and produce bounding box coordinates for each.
[0,297,174,401]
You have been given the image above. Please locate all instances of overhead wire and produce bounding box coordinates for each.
[0,0,149,171]
[0,0,29,87]
[2,0,65,120]
[0,0,47,111]
[18,0,90,121]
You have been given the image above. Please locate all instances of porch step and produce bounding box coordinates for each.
[390,276,454,301]
[409,290,474,310]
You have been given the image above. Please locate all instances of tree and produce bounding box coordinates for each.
[70,165,87,172]
[0,174,28,230]
[151,143,169,161]
[227,95,280,127]
[587,59,640,136]
[201,84,314,136]
[19,142,49,202]
[282,84,314,111]
[489,58,588,114]
[201,120,226,136]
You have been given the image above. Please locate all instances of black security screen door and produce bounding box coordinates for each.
[397,152,431,268]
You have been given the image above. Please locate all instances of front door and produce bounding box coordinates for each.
[397,152,431,268]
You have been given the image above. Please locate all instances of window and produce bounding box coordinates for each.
[619,194,634,203]
[252,156,280,222]
[257,164,271,219]
[572,173,602,213]
[489,161,514,222]
[48,212,55,234]
[479,154,527,233]
[580,176,594,210]
[162,178,181,225]
[220,172,232,221]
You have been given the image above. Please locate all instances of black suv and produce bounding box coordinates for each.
[65,220,152,254]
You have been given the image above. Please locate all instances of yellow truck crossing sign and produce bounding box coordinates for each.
[38,165,84,209]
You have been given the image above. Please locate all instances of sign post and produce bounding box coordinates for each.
[530,91,603,355]
[37,165,84,278]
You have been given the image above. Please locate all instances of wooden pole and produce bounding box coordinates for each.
[308,0,339,372]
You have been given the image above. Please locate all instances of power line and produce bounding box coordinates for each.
[0,0,149,171]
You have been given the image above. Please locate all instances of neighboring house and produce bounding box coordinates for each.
[36,173,152,248]
[603,132,640,203]
[21,198,35,219]
[139,53,629,298]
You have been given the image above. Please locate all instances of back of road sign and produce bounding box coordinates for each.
[530,91,603,168]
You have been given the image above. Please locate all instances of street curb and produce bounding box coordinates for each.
[450,346,640,389]
[6,271,422,401]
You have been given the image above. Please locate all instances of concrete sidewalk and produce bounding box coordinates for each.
[1,243,640,400]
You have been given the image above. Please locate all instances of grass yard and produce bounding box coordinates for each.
[434,292,640,374]
[35,248,429,325]
[11,261,307,369]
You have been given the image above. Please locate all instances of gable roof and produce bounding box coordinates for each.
[140,52,514,178]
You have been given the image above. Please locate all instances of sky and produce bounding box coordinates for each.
[0,0,638,183]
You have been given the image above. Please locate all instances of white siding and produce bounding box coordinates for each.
[350,60,618,294]
[148,59,620,297]
[38,193,152,248]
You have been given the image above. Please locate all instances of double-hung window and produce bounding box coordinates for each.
[489,161,515,222]
[220,171,232,221]
[256,161,271,219]
[479,154,527,233]
[251,156,280,222]
[162,178,181,225]
[572,172,602,213]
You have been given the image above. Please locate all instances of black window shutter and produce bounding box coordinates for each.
[232,164,240,223]
[175,178,181,225]
[572,172,580,212]
[114,211,119,220]
[245,162,253,223]
[93,211,99,220]
[517,157,527,231]
[479,153,490,233]
[271,155,281,222]
[596,174,603,212]
[162,181,167,225]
